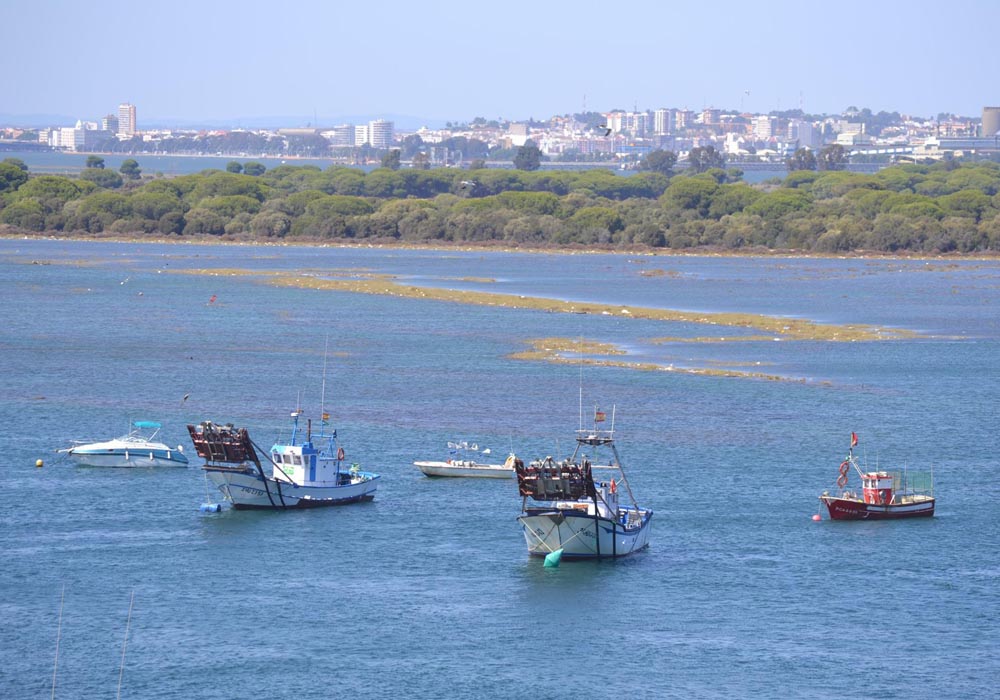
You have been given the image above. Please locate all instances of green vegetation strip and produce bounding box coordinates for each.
[181,267,915,342]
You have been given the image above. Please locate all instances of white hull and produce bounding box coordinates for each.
[518,508,652,559]
[414,460,513,479]
[65,446,188,468]
[206,467,379,509]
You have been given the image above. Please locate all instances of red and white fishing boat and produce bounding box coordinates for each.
[819,432,935,520]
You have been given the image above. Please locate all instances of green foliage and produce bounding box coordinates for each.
[243,161,266,177]
[817,144,848,171]
[3,157,28,171]
[381,150,402,171]
[197,195,263,218]
[86,155,105,169]
[0,198,46,230]
[130,190,184,220]
[637,150,678,176]
[660,176,720,216]
[120,159,142,180]
[79,168,123,188]
[305,195,375,218]
[707,184,763,218]
[744,189,812,220]
[784,170,822,189]
[8,161,1000,253]
[937,190,994,221]
[785,148,817,172]
[9,176,90,216]
[187,172,269,203]
[0,162,30,193]
[226,161,243,174]
[67,191,132,232]
[687,146,725,173]
[513,141,542,171]
[495,191,560,215]
[183,207,228,235]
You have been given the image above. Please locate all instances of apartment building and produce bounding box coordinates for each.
[117,103,136,138]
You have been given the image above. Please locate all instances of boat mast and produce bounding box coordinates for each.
[51,583,65,700]
[116,590,134,700]
[320,336,329,426]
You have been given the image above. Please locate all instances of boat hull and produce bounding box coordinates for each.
[820,495,935,520]
[66,447,188,468]
[205,466,379,509]
[414,460,513,479]
[518,509,653,559]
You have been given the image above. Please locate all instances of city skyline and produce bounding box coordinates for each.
[2,0,998,127]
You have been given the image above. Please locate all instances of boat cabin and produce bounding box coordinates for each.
[270,440,342,486]
[862,471,894,505]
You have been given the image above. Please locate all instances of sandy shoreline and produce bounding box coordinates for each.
[3,231,999,262]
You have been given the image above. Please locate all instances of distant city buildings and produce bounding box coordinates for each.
[8,98,1000,164]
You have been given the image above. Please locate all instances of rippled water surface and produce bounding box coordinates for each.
[1,240,997,699]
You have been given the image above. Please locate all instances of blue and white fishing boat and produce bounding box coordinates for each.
[512,406,652,560]
[188,410,379,509]
[60,420,189,468]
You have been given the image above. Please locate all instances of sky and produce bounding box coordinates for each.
[2,0,998,128]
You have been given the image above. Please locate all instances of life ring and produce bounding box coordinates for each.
[337,447,345,461]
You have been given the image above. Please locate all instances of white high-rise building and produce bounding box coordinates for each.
[354,125,369,147]
[654,108,673,135]
[117,102,136,138]
[368,119,394,149]
[752,115,774,139]
[329,124,355,147]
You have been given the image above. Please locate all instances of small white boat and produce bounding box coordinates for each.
[188,410,379,510]
[512,407,652,560]
[414,441,514,478]
[60,421,189,468]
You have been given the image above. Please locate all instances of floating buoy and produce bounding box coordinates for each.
[543,548,563,567]
[812,514,821,521]
[35,459,44,468]
[199,503,222,513]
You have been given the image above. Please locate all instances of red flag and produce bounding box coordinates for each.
[850,432,858,448]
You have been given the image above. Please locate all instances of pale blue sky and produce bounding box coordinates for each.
[1,0,997,127]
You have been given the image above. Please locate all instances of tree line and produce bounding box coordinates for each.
[2,154,1000,254]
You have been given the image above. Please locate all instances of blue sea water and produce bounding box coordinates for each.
[0,240,997,699]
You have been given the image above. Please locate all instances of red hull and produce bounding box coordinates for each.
[820,495,935,520]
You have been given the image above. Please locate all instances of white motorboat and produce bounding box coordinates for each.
[60,421,189,468]
[414,441,514,478]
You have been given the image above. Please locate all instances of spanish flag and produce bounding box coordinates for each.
[851,432,858,448]
[595,410,606,423]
